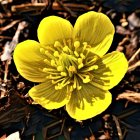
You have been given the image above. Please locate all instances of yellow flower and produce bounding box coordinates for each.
[13,11,128,120]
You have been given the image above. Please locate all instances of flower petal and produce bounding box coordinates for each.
[91,51,128,90]
[38,16,73,45]
[73,11,115,56]
[66,83,112,120]
[29,81,71,109]
[13,40,47,82]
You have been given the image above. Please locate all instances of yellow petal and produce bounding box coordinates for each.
[66,82,112,120]
[29,80,71,109]
[91,51,128,90]
[73,11,115,56]
[13,40,47,82]
[38,16,73,45]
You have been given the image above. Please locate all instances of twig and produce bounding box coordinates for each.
[1,21,28,83]
[0,20,20,32]
[128,60,140,72]
[3,60,10,82]
[0,36,12,39]
[117,91,140,103]
[112,115,123,140]
[11,2,89,13]
[128,48,140,64]
[1,21,28,61]
[56,0,77,17]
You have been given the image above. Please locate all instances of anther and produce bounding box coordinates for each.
[78,58,82,64]
[40,48,45,54]
[44,59,51,65]
[70,86,74,92]
[43,68,48,72]
[61,72,67,76]
[78,63,84,69]
[54,51,59,57]
[74,41,80,48]
[83,42,87,46]
[55,85,61,90]
[77,86,82,90]
[51,60,56,66]
[54,41,62,48]
[43,68,57,73]
[57,66,63,71]
[44,51,55,59]
[92,65,98,70]
[83,76,91,83]
[80,53,85,59]
[63,46,69,53]
[87,65,98,71]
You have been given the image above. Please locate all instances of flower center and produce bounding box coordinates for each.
[40,40,99,91]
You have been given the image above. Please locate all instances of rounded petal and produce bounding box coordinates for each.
[13,40,47,82]
[91,51,128,90]
[66,83,112,120]
[29,81,71,109]
[73,11,115,56]
[38,16,73,45]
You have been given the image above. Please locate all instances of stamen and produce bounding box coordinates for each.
[74,51,79,57]
[61,72,67,76]
[81,65,98,72]
[85,56,98,66]
[73,75,82,90]
[43,68,57,73]
[83,75,91,83]
[82,42,91,57]
[57,66,64,71]
[78,58,84,69]
[51,78,65,84]
[55,85,62,90]
[51,60,56,66]
[63,46,68,52]
[78,74,91,83]
[73,76,77,89]
[42,40,101,92]
[55,78,70,90]
[82,42,87,53]
[74,41,80,48]
[46,74,62,80]
[46,46,55,52]
[59,78,70,88]
[63,46,73,54]
[83,42,87,46]
[70,85,74,92]
[45,51,55,59]
[67,39,72,49]
[63,39,67,46]
[78,58,83,64]
[40,48,45,54]
[80,53,85,59]
[44,59,51,65]
[53,51,60,57]
[78,63,84,69]
[54,41,62,48]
